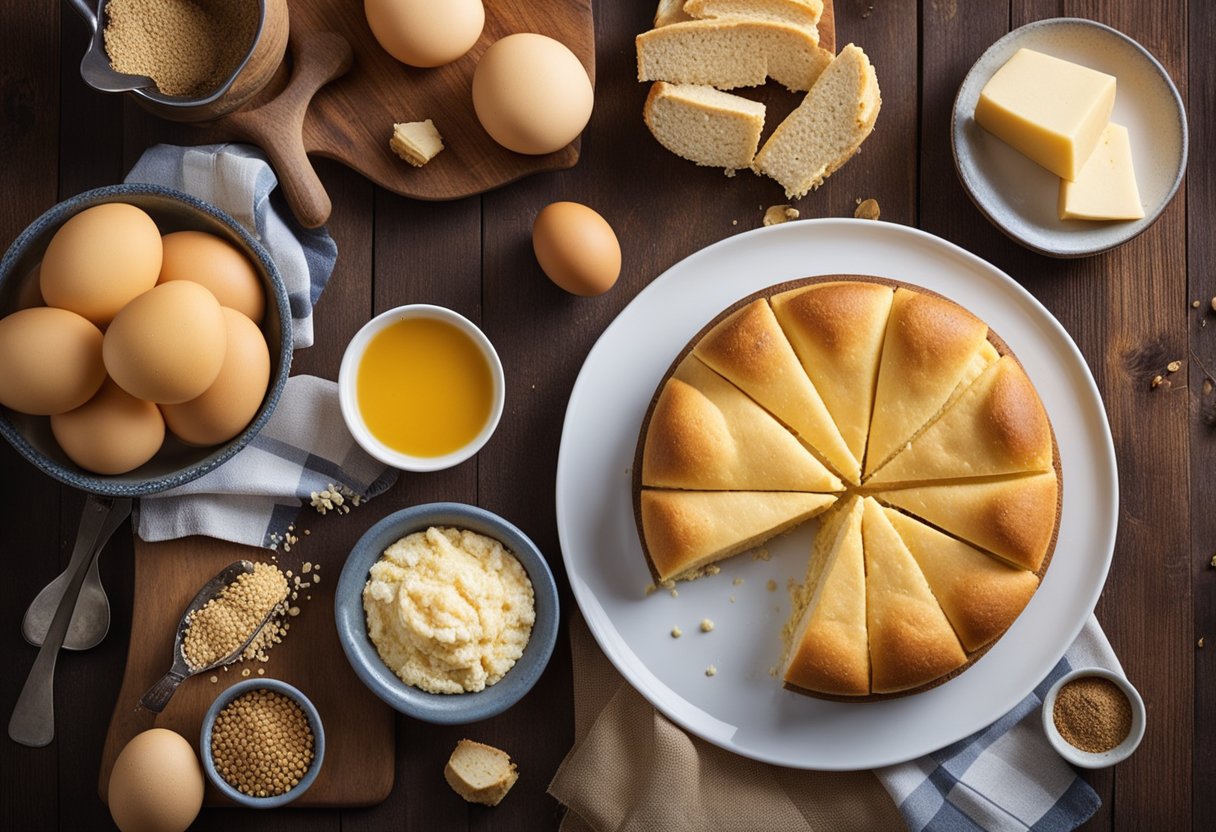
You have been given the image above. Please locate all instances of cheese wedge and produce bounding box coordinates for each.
[771,281,894,467]
[867,356,1053,486]
[975,48,1116,181]
[1059,123,1144,221]
[862,498,966,694]
[640,489,837,582]
[694,299,860,483]
[864,288,996,477]
[883,508,1039,652]
[642,356,844,491]
[782,497,870,696]
[873,471,1059,572]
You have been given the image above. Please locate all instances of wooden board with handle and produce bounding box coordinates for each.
[99,532,395,808]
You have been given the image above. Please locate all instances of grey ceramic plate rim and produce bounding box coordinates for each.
[0,183,293,496]
[199,678,326,808]
[951,17,1188,258]
[334,502,560,725]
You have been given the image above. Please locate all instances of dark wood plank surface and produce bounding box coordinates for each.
[0,0,1207,829]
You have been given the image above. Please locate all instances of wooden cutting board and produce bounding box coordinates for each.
[99,533,394,808]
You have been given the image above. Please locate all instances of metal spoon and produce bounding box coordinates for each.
[22,496,121,650]
[139,561,282,713]
[9,495,132,748]
[65,0,158,93]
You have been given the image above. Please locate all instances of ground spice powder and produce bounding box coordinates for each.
[1052,676,1132,753]
[103,0,259,98]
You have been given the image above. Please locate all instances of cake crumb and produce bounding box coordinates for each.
[705,564,721,576]
[1167,360,1182,373]
[671,626,683,638]
[1151,374,1166,389]
[669,588,679,598]
[854,198,881,220]
[705,665,717,677]
[763,205,800,226]
[1193,300,1202,309]
[700,618,715,633]
[752,548,771,562]
[766,579,778,592]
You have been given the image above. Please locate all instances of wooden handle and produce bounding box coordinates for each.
[222,30,353,228]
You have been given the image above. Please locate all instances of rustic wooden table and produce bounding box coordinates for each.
[1,1,1209,829]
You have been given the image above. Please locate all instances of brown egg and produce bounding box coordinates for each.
[0,307,106,415]
[365,0,484,67]
[103,281,227,404]
[40,203,162,326]
[161,308,271,446]
[158,231,265,323]
[472,33,594,155]
[51,379,165,474]
[532,202,622,296]
[107,729,203,832]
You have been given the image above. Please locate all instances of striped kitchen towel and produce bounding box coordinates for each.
[125,143,334,349]
[126,144,397,548]
[875,614,1110,831]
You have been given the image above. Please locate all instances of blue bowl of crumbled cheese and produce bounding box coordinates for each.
[334,502,559,724]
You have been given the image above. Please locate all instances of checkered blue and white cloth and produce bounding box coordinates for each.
[876,615,1111,831]
[125,145,397,548]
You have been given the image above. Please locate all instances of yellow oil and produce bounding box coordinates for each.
[356,317,493,458]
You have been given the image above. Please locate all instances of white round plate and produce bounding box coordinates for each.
[952,18,1187,258]
[555,219,1118,770]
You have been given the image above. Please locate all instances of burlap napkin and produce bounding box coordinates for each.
[549,612,906,832]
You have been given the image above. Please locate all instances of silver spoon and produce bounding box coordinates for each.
[22,496,121,650]
[65,0,158,93]
[139,560,282,713]
[9,495,133,748]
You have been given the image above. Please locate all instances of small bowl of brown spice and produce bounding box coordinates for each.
[200,679,324,808]
[1042,668,1145,768]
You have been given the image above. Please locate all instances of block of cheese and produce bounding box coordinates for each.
[444,739,518,806]
[1058,122,1144,220]
[974,48,1116,181]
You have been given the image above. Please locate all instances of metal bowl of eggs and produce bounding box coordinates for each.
[0,183,292,496]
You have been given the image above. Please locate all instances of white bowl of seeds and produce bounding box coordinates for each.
[1042,667,1145,768]
[200,678,324,807]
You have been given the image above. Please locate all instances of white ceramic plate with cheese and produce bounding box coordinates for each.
[555,219,1118,770]
[952,17,1187,258]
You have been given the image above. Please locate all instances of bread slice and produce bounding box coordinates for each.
[642,356,844,491]
[654,0,693,27]
[684,0,824,33]
[444,739,518,806]
[693,298,860,482]
[640,489,836,582]
[636,20,831,92]
[867,357,1053,486]
[753,43,882,197]
[782,497,870,696]
[643,82,766,170]
[883,508,1039,652]
[770,280,894,467]
[861,498,966,694]
[873,471,1059,572]
[864,288,996,478]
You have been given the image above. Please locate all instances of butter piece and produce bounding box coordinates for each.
[975,48,1116,180]
[390,119,444,167]
[1058,123,1144,221]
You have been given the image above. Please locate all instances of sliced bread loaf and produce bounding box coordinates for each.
[753,43,881,197]
[654,0,692,27]
[636,19,832,92]
[684,0,824,34]
[444,739,519,807]
[644,82,766,169]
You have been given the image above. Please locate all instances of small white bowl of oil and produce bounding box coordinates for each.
[338,305,505,472]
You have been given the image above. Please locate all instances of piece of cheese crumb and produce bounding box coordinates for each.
[390,119,445,167]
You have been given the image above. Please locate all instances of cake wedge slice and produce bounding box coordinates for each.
[643,82,766,170]
[872,471,1059,573]
[693,298,860,483]
[867,356,1053,486]
[862,498,966,694]
[642,355,845,492]
[883,508,1039,652]
[782,496,870,696]
[640,489,837,582]
[771,280,894,467]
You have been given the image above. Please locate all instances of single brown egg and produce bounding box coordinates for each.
[161,308,271,446]
[107,728,203,832]
[365,0,484,67]
[51,379,165,475]
[0,306,106,415]
[40,202,162,326]
[158,231,265,323]
[532,202,622,296]
[103,281,227,404]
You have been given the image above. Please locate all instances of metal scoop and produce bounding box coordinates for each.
[66,0,158,93]
[139,560,282,713]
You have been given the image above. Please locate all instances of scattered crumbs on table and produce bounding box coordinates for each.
[854,198,881,220]
[1205,379,1214,395]
[705,665,717,677]
[242,668,251,677]
[763,204,799,226]
[1150,374,1165,389]
[752,548,771,562]
[700,618,714,633]
[766,579,778,592]
[257,668,265,676]
[671,626,682,639]
[705,564,721,576]
[1192,300,1201,309]
[1210,553,1216,568]
[1199,637,1206,649]
[731,219,738,226]
[670,588,679,598]
[1211,296,1216,312]
[1167,360,1182,373]
[209,675,218,684]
